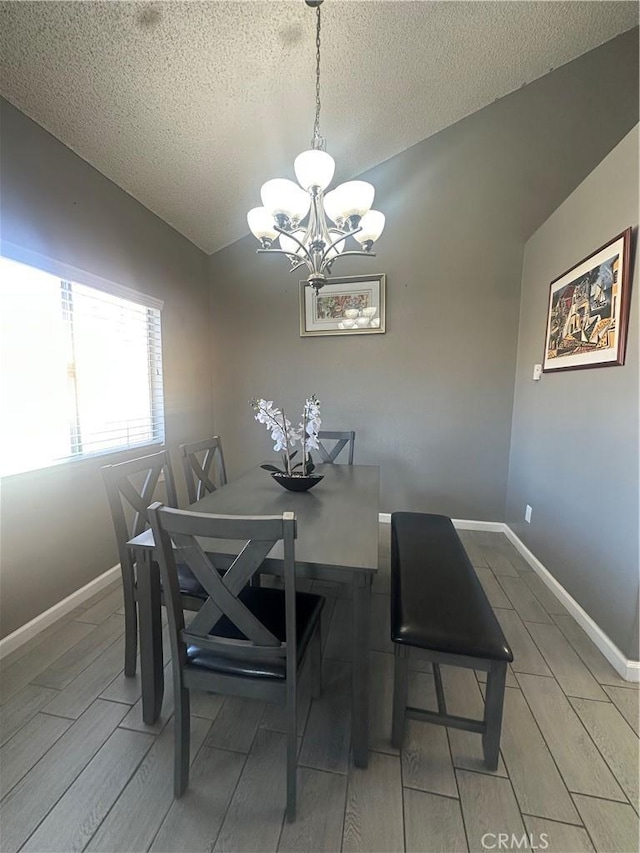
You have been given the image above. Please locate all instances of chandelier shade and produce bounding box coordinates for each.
[324,181,375,224]
[278,229,306,257]
[354,210,386,247]
[246,0,385,293]
[260,179,311,223]
[247,207,278,242]
[294,149,336,192]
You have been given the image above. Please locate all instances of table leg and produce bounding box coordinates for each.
[352,572,372,768]
[136,547,164,724]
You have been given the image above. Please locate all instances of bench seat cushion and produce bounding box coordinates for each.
[391,512,513,663]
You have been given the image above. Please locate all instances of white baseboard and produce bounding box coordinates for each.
[452,519,505,532]
[378,513,503,532]
[503,526,639,683]
[379,512,639,683]
[5,517,639,683]
[0,564,121,660]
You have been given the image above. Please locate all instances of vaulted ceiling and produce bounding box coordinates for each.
[1,1,637,254]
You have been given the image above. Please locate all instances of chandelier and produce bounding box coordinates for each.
[247,0,385,293]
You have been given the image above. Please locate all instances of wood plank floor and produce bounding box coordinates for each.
[1,528,638,852]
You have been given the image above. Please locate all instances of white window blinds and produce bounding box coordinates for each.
[0,251,165,476]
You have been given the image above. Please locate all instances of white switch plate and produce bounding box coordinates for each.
[525,505,532,523]
[533,364,542,381]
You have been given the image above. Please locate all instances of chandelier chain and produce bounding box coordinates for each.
[312,4,326,151]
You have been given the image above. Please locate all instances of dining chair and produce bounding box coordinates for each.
[317,430,355,464]
[179,436,227,504]
[101,450,207,677]
[148,503,324,822]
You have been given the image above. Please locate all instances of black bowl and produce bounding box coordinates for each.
[271,473,324,492]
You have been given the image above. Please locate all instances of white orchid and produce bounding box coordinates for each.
[250,395,321,476]
[300,394,321,454]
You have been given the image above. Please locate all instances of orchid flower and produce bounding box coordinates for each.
[299,395,322,472]
[250,395,321,476]
[250,398,298,474]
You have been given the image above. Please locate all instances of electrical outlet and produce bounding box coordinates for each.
[525,504,532,523]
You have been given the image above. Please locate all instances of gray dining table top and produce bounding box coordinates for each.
[128,462,380,576]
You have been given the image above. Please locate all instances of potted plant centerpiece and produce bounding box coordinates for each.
[250,395,323,491]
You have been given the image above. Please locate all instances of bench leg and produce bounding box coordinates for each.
[483,660,507,770]
[432,663,447,715]
[391,645,409,749]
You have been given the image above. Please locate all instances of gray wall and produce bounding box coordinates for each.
[0,99,213,638]
[208,30,638,520]
[2,28,638,644]
[506,126,639,661]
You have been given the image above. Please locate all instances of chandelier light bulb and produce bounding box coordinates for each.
[322,187,344,225]
[260,179,310,224]
[294,149,336,191]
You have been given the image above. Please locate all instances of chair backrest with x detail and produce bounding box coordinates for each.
[180,436,227,504]
[317,430,355,465]
[148,504,297,663]
[102,451,179,564]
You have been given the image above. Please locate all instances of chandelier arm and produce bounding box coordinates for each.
[256,248,314,274]
[320,226,362,264]
[257,247,307,260]
[273,225,313,262]
[331,250,377,260]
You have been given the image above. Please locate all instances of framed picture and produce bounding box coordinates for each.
[542,227,633,373]
[299,274,386,337]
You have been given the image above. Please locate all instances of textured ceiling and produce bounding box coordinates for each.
[1,1,637,254]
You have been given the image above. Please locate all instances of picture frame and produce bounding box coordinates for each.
[299,274,386,337]
[542,227,633,373]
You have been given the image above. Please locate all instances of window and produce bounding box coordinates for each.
[0,250,165,476]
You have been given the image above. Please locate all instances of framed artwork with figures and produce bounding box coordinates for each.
[299,274,386,337]
[542,228,633,372]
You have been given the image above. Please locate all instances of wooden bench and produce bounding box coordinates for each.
[390,512,513,769]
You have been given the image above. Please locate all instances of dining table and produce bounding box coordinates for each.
[127,461,380,768]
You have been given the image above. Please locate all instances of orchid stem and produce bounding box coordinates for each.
[302,403,308,475]
[281,408,292,475]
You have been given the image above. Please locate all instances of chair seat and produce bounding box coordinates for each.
[185,587,324,680]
